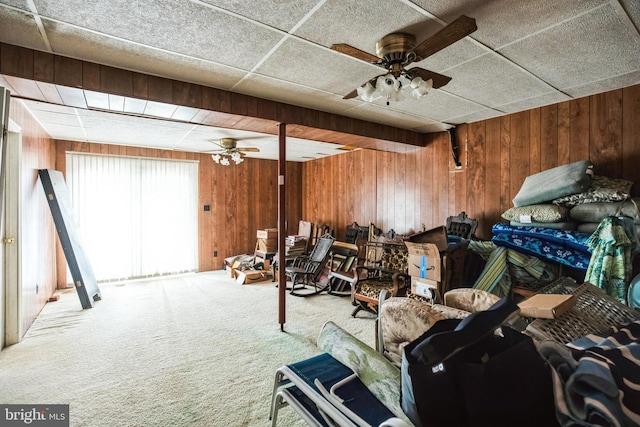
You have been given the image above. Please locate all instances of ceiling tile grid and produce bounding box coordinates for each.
[0,0,639,161]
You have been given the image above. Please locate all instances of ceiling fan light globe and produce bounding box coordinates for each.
[410,77,432,99]
[376,73,400,98]
[220,157,230,166]
[211,154,221,163]
[357,82,378,102]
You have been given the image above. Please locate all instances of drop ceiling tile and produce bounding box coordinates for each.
[496,91,571,114]
[142,101,177,119]
[447,108,505,125]
[197,0,320,32]
[0,8,50,52]
[0,1,30,9]
[24,108,80,127]
[78,108,189,129]
[621,0,640,27]
[444,53,554,108]
[56,86,87,108]
[36,0,283,70]
[123,98,147,115]
[3,76,46,100]
[84,91,109,110]
[234,73,355,115]
[41,21,249,90]
[38,123,84,139]
[294,0,428,52]
[499,4,640,91]
[171,106,200,122]
[411,0,607,49]
[339,102,440,131]
[22,100,68,114]
[378,89,488,123]
[255,37,383,97]
[418,39,488,73]
[108,95,125,112]
[81,122,187,148]
[565,70,640,100]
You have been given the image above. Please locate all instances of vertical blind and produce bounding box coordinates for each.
[66,152,199,282]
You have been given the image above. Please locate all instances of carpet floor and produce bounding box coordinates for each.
[0,271,376,426]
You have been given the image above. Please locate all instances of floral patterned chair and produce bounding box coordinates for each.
[350,241,409,317]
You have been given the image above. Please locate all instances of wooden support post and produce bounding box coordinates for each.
[278,123,286,331]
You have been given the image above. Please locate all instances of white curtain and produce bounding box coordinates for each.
[66,152,198,282]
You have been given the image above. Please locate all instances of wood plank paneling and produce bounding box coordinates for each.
[540,104,558,171]
[299,83,640,240]
[590,90,623,177]
[499,115,511,215]
[466,121,486,236]
[484,118,502,239]
[557,101,571,165]
[509,111,530,203]
[622,85,640,196]
[569,97,590,162]
[8,98,57,339]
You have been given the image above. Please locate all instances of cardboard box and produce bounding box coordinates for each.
[226,260,242,279]
[257,228,278,239]
[405,241,442,281]
[411,277,440,300]
[518,294,576,319]
[235,269,268,285]
[226,266,236,279]
[257,238,277,252]
[408,226,449,252]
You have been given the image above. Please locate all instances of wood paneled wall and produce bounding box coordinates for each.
[54,141,302,275]
[8,99,57,335]
[302,84,640,242]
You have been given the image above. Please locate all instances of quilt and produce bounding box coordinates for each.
[492,223,592,271]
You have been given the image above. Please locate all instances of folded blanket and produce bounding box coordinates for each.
[492,223,592,253]
[492,233,591,271]
[539,320,640,427]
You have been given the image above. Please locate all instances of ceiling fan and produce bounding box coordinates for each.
[207,138,260,165]
[331,15,477,103]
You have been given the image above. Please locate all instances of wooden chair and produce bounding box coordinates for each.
[351,240,409,317]
[308,223,332,250]
[285,233,336,296]
[446,211,478,240]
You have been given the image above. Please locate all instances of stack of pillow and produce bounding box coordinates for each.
[502,160,634,232]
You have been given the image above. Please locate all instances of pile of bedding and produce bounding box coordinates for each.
[497,160,637,272]
[506,160,635,231]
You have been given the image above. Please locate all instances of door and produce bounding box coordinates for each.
[1,87,21,349]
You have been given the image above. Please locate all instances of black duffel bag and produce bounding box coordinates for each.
[401,297,559,427]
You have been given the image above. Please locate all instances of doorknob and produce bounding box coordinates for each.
[2,237,15,244]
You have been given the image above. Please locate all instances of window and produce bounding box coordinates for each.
[66,152,198,282]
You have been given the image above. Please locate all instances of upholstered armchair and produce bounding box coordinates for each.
[351,242,409,317]
[377,289,502,365]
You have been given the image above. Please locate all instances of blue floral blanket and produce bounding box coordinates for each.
[492,223,592,271]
